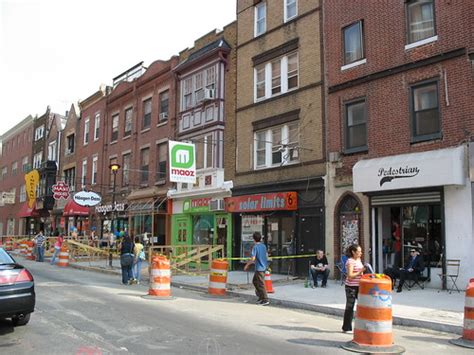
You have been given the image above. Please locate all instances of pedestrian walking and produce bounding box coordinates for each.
[342,244,366,333]
[119,235,135,285]
[244,232,269,306]
[50,234,64,265]
[132,236,145,284]
[34,230,46,262]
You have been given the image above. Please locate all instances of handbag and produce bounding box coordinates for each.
[139,250,146,260]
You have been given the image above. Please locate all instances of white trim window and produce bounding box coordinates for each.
[124,107,133,136]
[111,114,119,142]
[284,0,297,22]
[92,156,98,185]
[255,2,266,37]
[407,0,435,44]
[33,152,42,169]
[254,52,299,102]
[94,113,100,141]
[34,125,44,141]
[48,140,57,161]
[254,122,299,169]
[20,185,26,202]
[183,77,193,110]
[343,21,364,66]
[22,156,29,172]
[83,118,90,145]
[1,167,7,180]
[81,158,87,188]
[11,162,18,176]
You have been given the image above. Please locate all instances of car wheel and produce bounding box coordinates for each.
[12,313,30,326]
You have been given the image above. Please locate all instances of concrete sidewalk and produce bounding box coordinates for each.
[60,258,465,335]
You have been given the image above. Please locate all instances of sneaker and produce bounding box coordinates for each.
[322,284,327,288]
[260,300,270,306]
[314,283,318,288]
[396,288,402,293]
[342,330,353,334]
[256,299,264,304]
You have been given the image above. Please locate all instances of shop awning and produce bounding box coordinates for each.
[17,202,40,218]
[353,146,466,193]
[126,199,154,215]
[63,199,89,216]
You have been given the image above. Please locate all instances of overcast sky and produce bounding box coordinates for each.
[0,0,236,136]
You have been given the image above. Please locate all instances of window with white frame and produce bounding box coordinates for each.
[184,77,193,110]
[254,122,299,169]
[255,2,266,37]
[81,159,87,188]
[255,52,299,101]
[22,156,29,172]
[111,114,119,141]
[181,68,217,112]
[94,113,100,141]
[1,167,7,180]
[66,134,75,154]
[156,143,167,183]
[284,0,297,22]
[140,148,150,184]
[343,21,364,65]
[34,125,44,141]
[122,153,130,187]
[109,157,118,188]
[11,162,17,176]
[64,168,75,192]
[143,99,152,129]
[20,185,26,202]
[407,0,435,44]
[159,91,169,121]
[195,73,204,103]
[48,140,57,161]
[92,156,98,185]
[84,118,90,145]
[33,152,42,169]
[124,108,133,136]
[206,67,216,90]
[193,135,214,170]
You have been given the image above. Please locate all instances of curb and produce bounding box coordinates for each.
[69,263,121,276]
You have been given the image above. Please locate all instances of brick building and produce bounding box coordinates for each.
[232,0,325,275]
[324,0,474,287]
[0,116,35,236]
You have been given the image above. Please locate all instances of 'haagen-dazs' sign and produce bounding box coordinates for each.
[378,166,420,186]
[73,191,102,207]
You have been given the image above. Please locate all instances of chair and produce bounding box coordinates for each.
[405,266,429,290]
[335,255,348,285]
[438,259,461,294]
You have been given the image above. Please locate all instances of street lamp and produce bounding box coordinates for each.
[109,163,121,267]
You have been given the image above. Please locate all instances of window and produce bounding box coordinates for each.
[1,167,7,180]
[48,141,57,161]
[111,114,119,141]
[407,0,435,44]
[184,77,193,110]
[411,81,440,141]
[122,153,130,186]
[124,108,133,136]
[94,113,100,141]
[64,168,75,192]
[92,156,98,185]
[205,135,213,168]
[345,100,367,151]
[254,123,299,169]
[22,156,29,172]
[34,125,44,141]
[255,2,266,36]
[109,157,118,188]
[284,0,297,22]
[343,21,364,65]
[140,148,150,184]
[143,99,152,129]
[81,159,87,188]
[33,152,42,169]
[195,73,204,103]
[159,91,169,122]
[206,67,216,90]
[20,185,26,202]
[84,118,90,145]
[255,52,299,101]
[11,162,17,176]
[156,143,167,183]
[66,134,75,154]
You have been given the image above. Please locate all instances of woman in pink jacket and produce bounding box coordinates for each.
[50,235,64,265]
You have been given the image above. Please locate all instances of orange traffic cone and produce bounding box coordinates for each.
[264,270,274,293]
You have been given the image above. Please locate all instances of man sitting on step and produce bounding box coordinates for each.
[310,250,330,288]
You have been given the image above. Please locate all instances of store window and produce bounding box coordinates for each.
[192,215,214,245]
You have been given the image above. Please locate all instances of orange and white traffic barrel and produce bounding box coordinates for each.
[149,255,171,297]
[342,274,405,354]
[27,241,35,260]
[20,241,27,255]
[265,270,275,293]
[451,278,474,349]
[57,244,69,267]
[5,238,13,251]
[208,259,228,296]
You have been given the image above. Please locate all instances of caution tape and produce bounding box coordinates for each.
[224,253,315,261]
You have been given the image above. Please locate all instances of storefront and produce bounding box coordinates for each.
[353,145,472,288]
[230,178,325,276]
[126,197,168,245]
[63,198,90,236]
[95,201,128,238]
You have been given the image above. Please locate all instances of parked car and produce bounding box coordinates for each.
[0,247,35,325]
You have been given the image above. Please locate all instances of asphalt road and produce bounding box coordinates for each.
[0,259,470,355]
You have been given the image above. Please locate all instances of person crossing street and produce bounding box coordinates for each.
[34,230,46,262]
[244,232,269,306]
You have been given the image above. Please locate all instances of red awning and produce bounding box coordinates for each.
[17,202,40,218]
[63,199,89,216]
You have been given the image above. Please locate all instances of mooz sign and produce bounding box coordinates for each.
[169,140,196,184]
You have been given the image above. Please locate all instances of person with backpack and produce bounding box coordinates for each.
[132,236,145,284]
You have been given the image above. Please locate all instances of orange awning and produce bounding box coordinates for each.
[17,202,40,218]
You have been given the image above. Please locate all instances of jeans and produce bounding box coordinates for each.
[50,247,60,264]
[133,258,143,282]
[342,285,359,331]
[311,268,330,286]
[37,246,45,262]
[120,254,134,284]
[253,271,268,302]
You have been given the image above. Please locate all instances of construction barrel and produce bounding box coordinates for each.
[450,278,474,349]
[148,255,171,297]
[208,259,228,296]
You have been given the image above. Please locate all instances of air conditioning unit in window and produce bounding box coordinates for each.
[204,88,215,100]
[209,198,225,211]
[159,112,168,120]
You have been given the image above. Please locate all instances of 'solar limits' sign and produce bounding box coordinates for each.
[169,140,196,184]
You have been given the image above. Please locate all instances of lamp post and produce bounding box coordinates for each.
[109,163,120,267]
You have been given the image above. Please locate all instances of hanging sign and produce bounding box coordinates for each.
[52,181,70,200]
[25,169,40,208]
[73,191,102,207]
[169,140,196,184]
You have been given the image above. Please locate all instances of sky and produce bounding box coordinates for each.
[0,0,236,136]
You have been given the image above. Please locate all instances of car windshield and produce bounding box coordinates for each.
[0,248,15,264]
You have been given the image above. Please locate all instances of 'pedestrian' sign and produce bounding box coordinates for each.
[169,140,196,184]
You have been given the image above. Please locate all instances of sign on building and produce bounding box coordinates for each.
[169,140,196,184]
[0,192,15,204]
[73,191,102,207]
[25,169,40,208]
[52,181,70,200]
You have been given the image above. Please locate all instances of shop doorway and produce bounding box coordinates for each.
[296,216,323,274]
[265,214,295,275]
